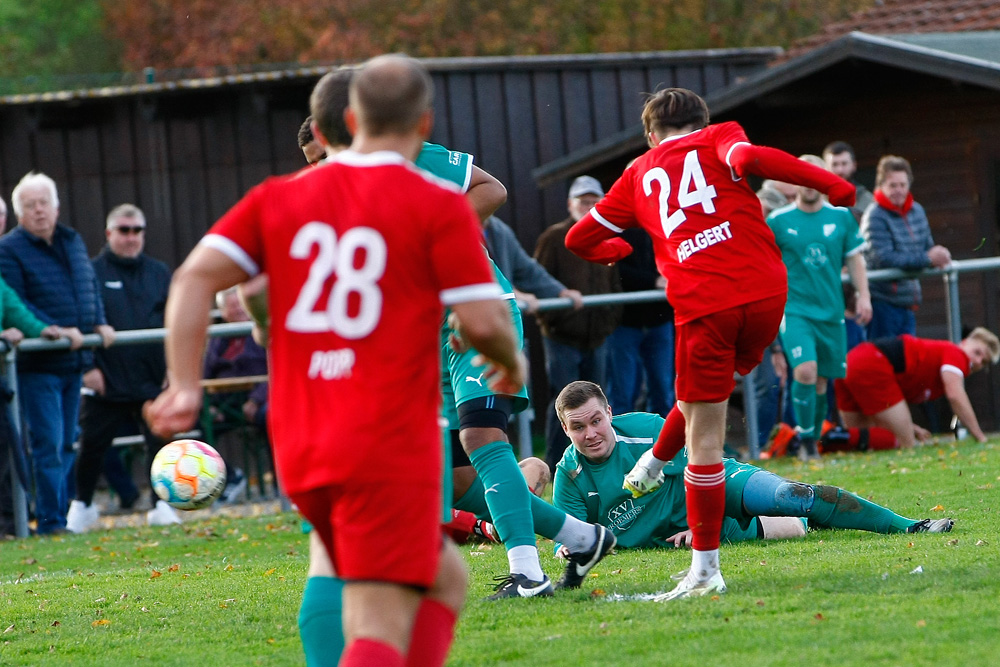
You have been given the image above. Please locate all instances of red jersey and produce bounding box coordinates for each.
[203,150,500,494]
[897,335,971,404]
[584,122,786,324]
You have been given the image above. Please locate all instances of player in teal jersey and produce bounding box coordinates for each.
[768,154,872,460]
[552,382,953,573]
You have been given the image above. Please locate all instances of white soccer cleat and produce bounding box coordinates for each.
[623,451,665,498]
[908,518,954,533]
[66,500,100,533]
[147,500,182,526]
[652,569,727,602]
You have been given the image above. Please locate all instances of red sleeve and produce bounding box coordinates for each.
[204,181,267,274]
[565,216,634,264]
[426,190,497,297]
[940,344,971,378]
[728,143,856,207]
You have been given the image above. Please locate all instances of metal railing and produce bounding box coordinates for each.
[5,256,1000,538]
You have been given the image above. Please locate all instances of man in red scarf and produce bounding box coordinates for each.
[861,155,951,339]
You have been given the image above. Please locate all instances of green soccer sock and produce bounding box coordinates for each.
[814,390,829,441]
[791,380,817,440]
[467,441,536,549]
[453,476,490,517]
[455,473,570,541]
[298,576,344,666]
[807,485,915,534]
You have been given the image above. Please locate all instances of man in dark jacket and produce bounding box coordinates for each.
[534,175,621,472]
[66,204,177,532]
[0,172,114,535]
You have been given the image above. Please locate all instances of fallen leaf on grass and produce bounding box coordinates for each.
[91,619,111,627]
[263,568,276,576]
[930,505,945,512]
[267,638,275,645]
[814,613,824,621]
[4,624,14,633]
[590,589,606,598]
[224,564,234,571]
[150,570,162,579]
[50,621,60,627]
[710,595,721,601]
[909,566,923,574]
[756,600,765,607]
[976,540,988,546]
[916,619,927,628]
[947,539,959,546]
[168,564,180,572]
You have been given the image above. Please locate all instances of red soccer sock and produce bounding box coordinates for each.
[404,599,458,667]
[684,463,726,552]
[342,638,404,667]
[442,509,477,544]
[651,406,686,462]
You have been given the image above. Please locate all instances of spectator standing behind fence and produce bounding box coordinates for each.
[534,175,621,472]
[0,172,114,535]
[0,275,75,536]
[605,227,675,417]
[483,215,583,314]
[65,204,178,533]
[862,155,951,340]
[823,141,874,223]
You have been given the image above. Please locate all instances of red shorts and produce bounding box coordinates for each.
[291,479,441,589]
[675,294,785,403]
[835,342,904,416]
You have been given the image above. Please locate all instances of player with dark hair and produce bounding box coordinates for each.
[552,381,954,563]
[147,54,525,667]
[565,87,856,599]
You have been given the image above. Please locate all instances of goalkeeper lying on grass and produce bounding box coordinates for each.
[552,381,953,554]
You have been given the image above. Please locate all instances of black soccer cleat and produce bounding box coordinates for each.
[908,518,955,533]
[487,573,554,600]
[555,524,617,590]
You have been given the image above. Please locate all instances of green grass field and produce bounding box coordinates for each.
[2,438,998,666]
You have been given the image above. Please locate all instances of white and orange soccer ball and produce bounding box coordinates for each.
[150,439,227,510]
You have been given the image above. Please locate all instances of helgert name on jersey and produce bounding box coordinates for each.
[676,220,732,263]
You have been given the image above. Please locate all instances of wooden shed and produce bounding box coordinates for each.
[533,31,1000,429]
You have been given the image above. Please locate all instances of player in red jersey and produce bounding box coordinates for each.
[565,88,855,600]
[147,55,526,667]
[836,329,998,448]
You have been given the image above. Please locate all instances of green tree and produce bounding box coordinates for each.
[0,0,120,80]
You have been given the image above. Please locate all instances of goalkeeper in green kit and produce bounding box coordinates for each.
[552,381,953,567]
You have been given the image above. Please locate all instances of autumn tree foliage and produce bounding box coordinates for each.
[101,0,875,72]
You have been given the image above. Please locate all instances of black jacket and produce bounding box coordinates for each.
[91,248,172,402]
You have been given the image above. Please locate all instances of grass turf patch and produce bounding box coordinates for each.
[2,438,998,665]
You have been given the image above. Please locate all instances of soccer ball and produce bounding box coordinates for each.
[150,439,227,510]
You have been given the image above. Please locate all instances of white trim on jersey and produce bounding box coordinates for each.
[440,282,504,306]
[658,129,703,144]
[615,434,655,444]
[459,154,474,193]
[591,208,624,234]
[845,244,866,257]
[725,141,751,182]
[331,150,407,168]
[200,234,260,277]
[941,364,965,377]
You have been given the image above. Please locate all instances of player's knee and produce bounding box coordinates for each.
[760,516,808,539]
[518,457,550,497]
[430,540,468,612]
[308,531,336,577]
[792,361,818,385]
[773,481,815,514]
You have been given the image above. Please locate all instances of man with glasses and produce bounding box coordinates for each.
[66,204,176,532]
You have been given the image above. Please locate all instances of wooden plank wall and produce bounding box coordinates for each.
[0,53,767,269]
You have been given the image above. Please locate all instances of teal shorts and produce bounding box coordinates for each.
[779,313,847,379]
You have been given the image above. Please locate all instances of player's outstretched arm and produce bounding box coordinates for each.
[941,372,988,443]
[565,216,634,264]
[147,245,250,438]
[466,166,507,221]
[729,144,856,207]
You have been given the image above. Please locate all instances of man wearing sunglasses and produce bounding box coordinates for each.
[67,204,175,533]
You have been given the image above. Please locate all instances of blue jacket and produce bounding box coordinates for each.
[0,225,106,374]
[861,201,933,308]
